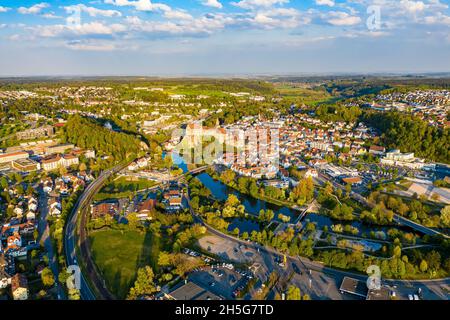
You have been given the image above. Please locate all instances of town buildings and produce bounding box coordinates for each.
[44,143,75,155]
[11,159,41,172]
[91,201,119,220]
[41,154,79,171]
[0,151,29,165]
[16,125,54,141]
[10,273,29,300]
[366,90,450,128]
[137,198,157,220]
[381,150,433,170]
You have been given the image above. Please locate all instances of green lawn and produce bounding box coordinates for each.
[89,229,162,299]
[274,85,332,105]
[94,176,157,201]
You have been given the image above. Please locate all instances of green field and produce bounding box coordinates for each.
[89,229,162,299]
[94,176,157,201]
[274,84,332,105]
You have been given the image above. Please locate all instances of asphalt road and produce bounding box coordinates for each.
[37,187,67,300]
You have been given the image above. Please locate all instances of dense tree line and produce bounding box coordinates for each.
[62,115,143,161]
[215,168,314,207]
[315,104,362,123]
[316,245,450,280]
[363,112,449,163]
[368,191,443,227]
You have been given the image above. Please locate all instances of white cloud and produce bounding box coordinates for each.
[202,0,223,9]
[41,12,62,19]
[325,11,361,26]
[231,0,289,10]
[427,0,448,10]
[104,0,171,12]
[424,12,450,25]
[18,2,50,15]
[104,0,190,21]
[0,6,10,13]
[65,40,119,51]
[400,0,426,14]
[248,8,309,29]
[124,13,236,36]
[9,34,23,41]
[163,10,193,20]
[65,4,122,17]
[33,21,127,37]
[315,0,334,7]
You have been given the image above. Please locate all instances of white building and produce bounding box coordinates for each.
[0,151,29,165]
[381,150,426,169]
[41,154,79,171]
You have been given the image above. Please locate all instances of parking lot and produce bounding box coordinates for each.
[198,235,257,264]
[188,266,250,300]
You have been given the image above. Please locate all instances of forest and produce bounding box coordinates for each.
[363,112,450,163]
[61,115,144,161]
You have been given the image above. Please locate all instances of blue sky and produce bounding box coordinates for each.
[0,0,450,76]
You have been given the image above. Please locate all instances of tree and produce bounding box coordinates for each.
[443,258,450,273]
[290,177,314,205]
[286,285,301,300]
[15,184,24,195]
[440,206,450,227]
[0,176,8,190]
[26,184,34,196]
[41,267,55,287]
[420,260,428,273]
[345,183,352,196]
[68,289,81,300]
[79,162,87,172]
[127,266,157,300]
[363,112,449,163]
[278,214,291,223]
[59,165,68,176]
[220,169,236,185]
[393,246,402,258]
[225,194,240,208]
[259,209,274,223]
[158,252,172,267]
[249,180,258,197]
[425,251,441,272]
[127,213,140,230]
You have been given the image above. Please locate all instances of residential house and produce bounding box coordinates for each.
[42,178,53,193]
[11,274,28,300]
[0,255,11,289]
[49,199,62,217]
[305,168,318,178]
[91,201,119,220]
[369,145,386,156]
[137,198,157,221]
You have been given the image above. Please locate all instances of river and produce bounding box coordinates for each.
[170,152,419,238]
